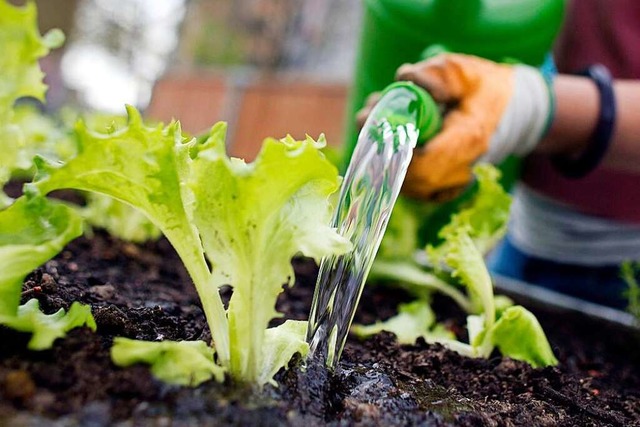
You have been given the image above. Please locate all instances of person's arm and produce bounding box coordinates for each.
[358,53,640,200]
[539,76,640,173]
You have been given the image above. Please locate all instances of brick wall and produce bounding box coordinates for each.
[146,72,348,161]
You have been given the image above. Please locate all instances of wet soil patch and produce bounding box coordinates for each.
[0,231,638,426]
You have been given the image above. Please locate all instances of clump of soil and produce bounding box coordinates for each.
[0,231,638,426]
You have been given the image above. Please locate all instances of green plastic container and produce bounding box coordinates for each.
[344,0,565,243]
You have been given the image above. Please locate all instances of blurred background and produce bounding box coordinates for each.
[18,0,362,159]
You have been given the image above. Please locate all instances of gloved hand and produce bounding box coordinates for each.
[358,53,554,200]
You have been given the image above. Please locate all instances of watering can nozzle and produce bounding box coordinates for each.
[375,81,442,147]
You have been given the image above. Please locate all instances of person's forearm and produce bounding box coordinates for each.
[536,75,640,173]
[607,80,640,171]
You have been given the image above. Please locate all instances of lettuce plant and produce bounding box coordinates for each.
[0,0,64,207]
[15,105,163,242]
[0,1,158,242]
[0,195,95,349]
[0,1,94,349]
[620,261,640,322]
[431,226,557,367]
[28,108,351,386]
[356,165,557,368]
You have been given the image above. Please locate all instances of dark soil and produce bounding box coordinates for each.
[0,231,639,426]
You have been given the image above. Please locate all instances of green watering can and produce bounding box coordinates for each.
[342,0,566,243]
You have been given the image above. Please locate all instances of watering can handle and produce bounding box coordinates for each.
[376,81,443,147]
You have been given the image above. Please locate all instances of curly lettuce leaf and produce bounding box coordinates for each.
[352,299,454,344]
[427,211,556,366]
[446,164,511,254]
[191,132,350,384]
[426,164,511,314]
[10,104,77,174]
[81,193,162,243]
[259,320,310,386]
[620,261,640,321]
[0,195,87,350]
[1,298,95,350]
[490,306,558,367]
[0,0,63,113]
[445,228,495,335]
[0,195,83,317]
[111,338,225,386]
[430,164,511,260]
[0,0,64,204]
[27,106,230,364]
[11,105,159,243]
[366,163,555,367]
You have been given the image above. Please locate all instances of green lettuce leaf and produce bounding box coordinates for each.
[377,197,435,261]
[620,261,640,322]
[430,164,511,260]
[10,105,159,243]
[444,228,495,338]
[490,306,558,368]
[425,164,510,317]
[111,338,225,386]
[259,320,310,386]
[352,299,454,344]
[0,0,64,205]
[0,195,83,317]
[81,193,162,243]
[191,132,350,383]
[9,104,77,174]
[1,298,95,350]
[427,208,556,366]
[0,0,63,113]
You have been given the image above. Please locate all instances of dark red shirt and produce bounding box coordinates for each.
[523,0,640,223]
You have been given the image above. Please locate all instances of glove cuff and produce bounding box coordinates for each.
[482,65,554,163]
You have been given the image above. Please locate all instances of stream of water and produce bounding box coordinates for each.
[306,103,420,367]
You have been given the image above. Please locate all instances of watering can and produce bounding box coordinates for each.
[343,0,566,244]
[307,0,567,368]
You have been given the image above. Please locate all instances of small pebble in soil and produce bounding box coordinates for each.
[89,284,116,300]
[3,370,36,403]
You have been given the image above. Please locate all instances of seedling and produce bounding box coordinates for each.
[27,111,350,386]
[356,165,558,368]
[0,1,94,348]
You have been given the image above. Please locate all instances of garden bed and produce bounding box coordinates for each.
[0,231,639,426]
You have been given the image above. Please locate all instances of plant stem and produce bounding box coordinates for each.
[171,238,230,367]
[370,260,473,313]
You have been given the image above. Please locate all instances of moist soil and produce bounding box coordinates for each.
[0,231,639,426]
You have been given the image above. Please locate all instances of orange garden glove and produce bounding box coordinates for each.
[361,53,554,200]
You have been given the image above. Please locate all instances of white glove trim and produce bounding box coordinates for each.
[482,65,553,163]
